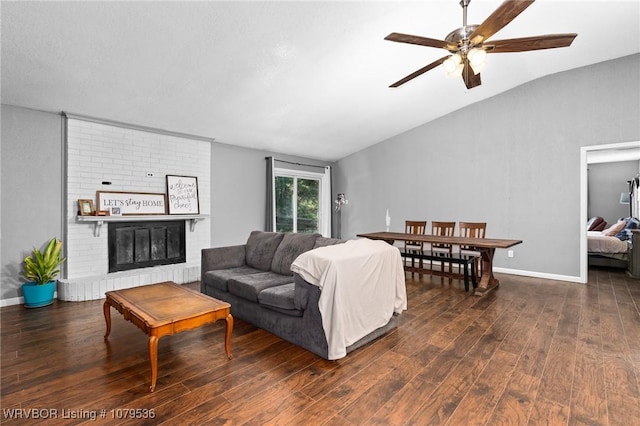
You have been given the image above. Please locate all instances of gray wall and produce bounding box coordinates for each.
[588,161,638,225]
[335,54,640,279]
[210,143,267,247]
[1,105,64,301]
[209,143,333,247]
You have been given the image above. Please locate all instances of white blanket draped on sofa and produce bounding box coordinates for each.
[291,238,407,360]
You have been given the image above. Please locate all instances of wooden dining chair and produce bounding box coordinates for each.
[431,221,456,277]
[403,220,427,275]
[459,222,487,277]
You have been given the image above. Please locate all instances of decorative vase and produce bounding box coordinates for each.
[22,280,56,308]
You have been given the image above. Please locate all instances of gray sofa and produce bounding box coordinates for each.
[200,230,400,359]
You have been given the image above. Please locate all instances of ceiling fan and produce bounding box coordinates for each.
[385,0,577,89]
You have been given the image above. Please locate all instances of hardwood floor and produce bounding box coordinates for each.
[2,269,639,425]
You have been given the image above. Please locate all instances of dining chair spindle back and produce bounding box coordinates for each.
[404,220,427,275]
[459,222,487,277]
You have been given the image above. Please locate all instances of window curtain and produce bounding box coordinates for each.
[265,156,275,231]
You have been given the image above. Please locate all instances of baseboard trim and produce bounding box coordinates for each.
[0,296,24,307]
[0,291,59,307]
[422,263,584,284]
[493,267,583,284]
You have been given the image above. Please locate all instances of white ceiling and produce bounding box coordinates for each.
[2,1,639,161]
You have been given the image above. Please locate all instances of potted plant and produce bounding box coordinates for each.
[22,238,66,308]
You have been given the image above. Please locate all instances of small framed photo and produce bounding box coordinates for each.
[78,199,94,216]
[110,207,122,216]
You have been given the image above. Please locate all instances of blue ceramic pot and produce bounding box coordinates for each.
[22,280,56,308]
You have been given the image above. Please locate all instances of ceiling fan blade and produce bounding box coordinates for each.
[385,32,456,51]
[389,56,449,88]
[462,59,482,90]
[469,0,536,45]
[486,33,577,53]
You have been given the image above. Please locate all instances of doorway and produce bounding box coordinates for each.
[580,141,640,283]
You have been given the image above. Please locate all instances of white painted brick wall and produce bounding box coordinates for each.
[63,119,210,300]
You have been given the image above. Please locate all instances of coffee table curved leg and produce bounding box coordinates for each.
[225,313,233,359]
[103,301,111,340]
[148,335,159,392]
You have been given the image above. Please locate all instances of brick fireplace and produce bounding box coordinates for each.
[58,116,211,301]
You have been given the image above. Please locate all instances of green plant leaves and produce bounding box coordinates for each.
[23,237,66,284]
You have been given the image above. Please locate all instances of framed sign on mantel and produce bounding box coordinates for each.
[166,175,200,214]
[96,191,166,215]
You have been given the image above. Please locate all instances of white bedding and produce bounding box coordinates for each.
[587,231,629,254]
[291,238,407,360]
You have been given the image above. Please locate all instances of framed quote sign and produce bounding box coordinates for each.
[96,191,166,215]
[166,175,200,214]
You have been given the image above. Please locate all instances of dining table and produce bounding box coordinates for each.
[357,231,522,296]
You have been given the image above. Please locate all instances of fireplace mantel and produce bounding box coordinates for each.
[76,214,209,237]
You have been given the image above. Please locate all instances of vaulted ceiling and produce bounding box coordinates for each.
[2,1,639,161]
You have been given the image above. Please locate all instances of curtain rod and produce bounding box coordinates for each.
[267,157,329,170]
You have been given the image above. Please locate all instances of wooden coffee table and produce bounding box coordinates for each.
[103,281,233,392]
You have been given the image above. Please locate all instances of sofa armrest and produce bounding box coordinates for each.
[201,245,247,276]
[293,273,314,311]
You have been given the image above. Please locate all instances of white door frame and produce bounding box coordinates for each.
[580,140,640,283]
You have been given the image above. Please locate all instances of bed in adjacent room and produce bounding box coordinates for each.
[588,230,630,268]
[587,217,637,269]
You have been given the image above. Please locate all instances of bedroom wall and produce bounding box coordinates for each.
[588,160,639,226]
[335,54,640,281]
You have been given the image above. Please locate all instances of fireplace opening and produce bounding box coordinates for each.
[108,221,186,273]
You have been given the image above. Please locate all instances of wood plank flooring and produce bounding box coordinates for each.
[2,268,640,425]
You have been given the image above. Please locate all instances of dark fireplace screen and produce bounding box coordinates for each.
[108,221,186,273]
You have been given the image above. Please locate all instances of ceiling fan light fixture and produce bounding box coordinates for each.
[443,53,462,73]
[446,63,464,78]
[468,47,487,67]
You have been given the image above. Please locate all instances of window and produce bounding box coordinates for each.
[273,167,331,236]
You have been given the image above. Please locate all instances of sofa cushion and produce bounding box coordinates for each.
[270,232,321,275]
[313,237,345,248]
[203,266,263,292]
[245,231,285,271]
[258,283,303,317]
[228,272,294,302]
